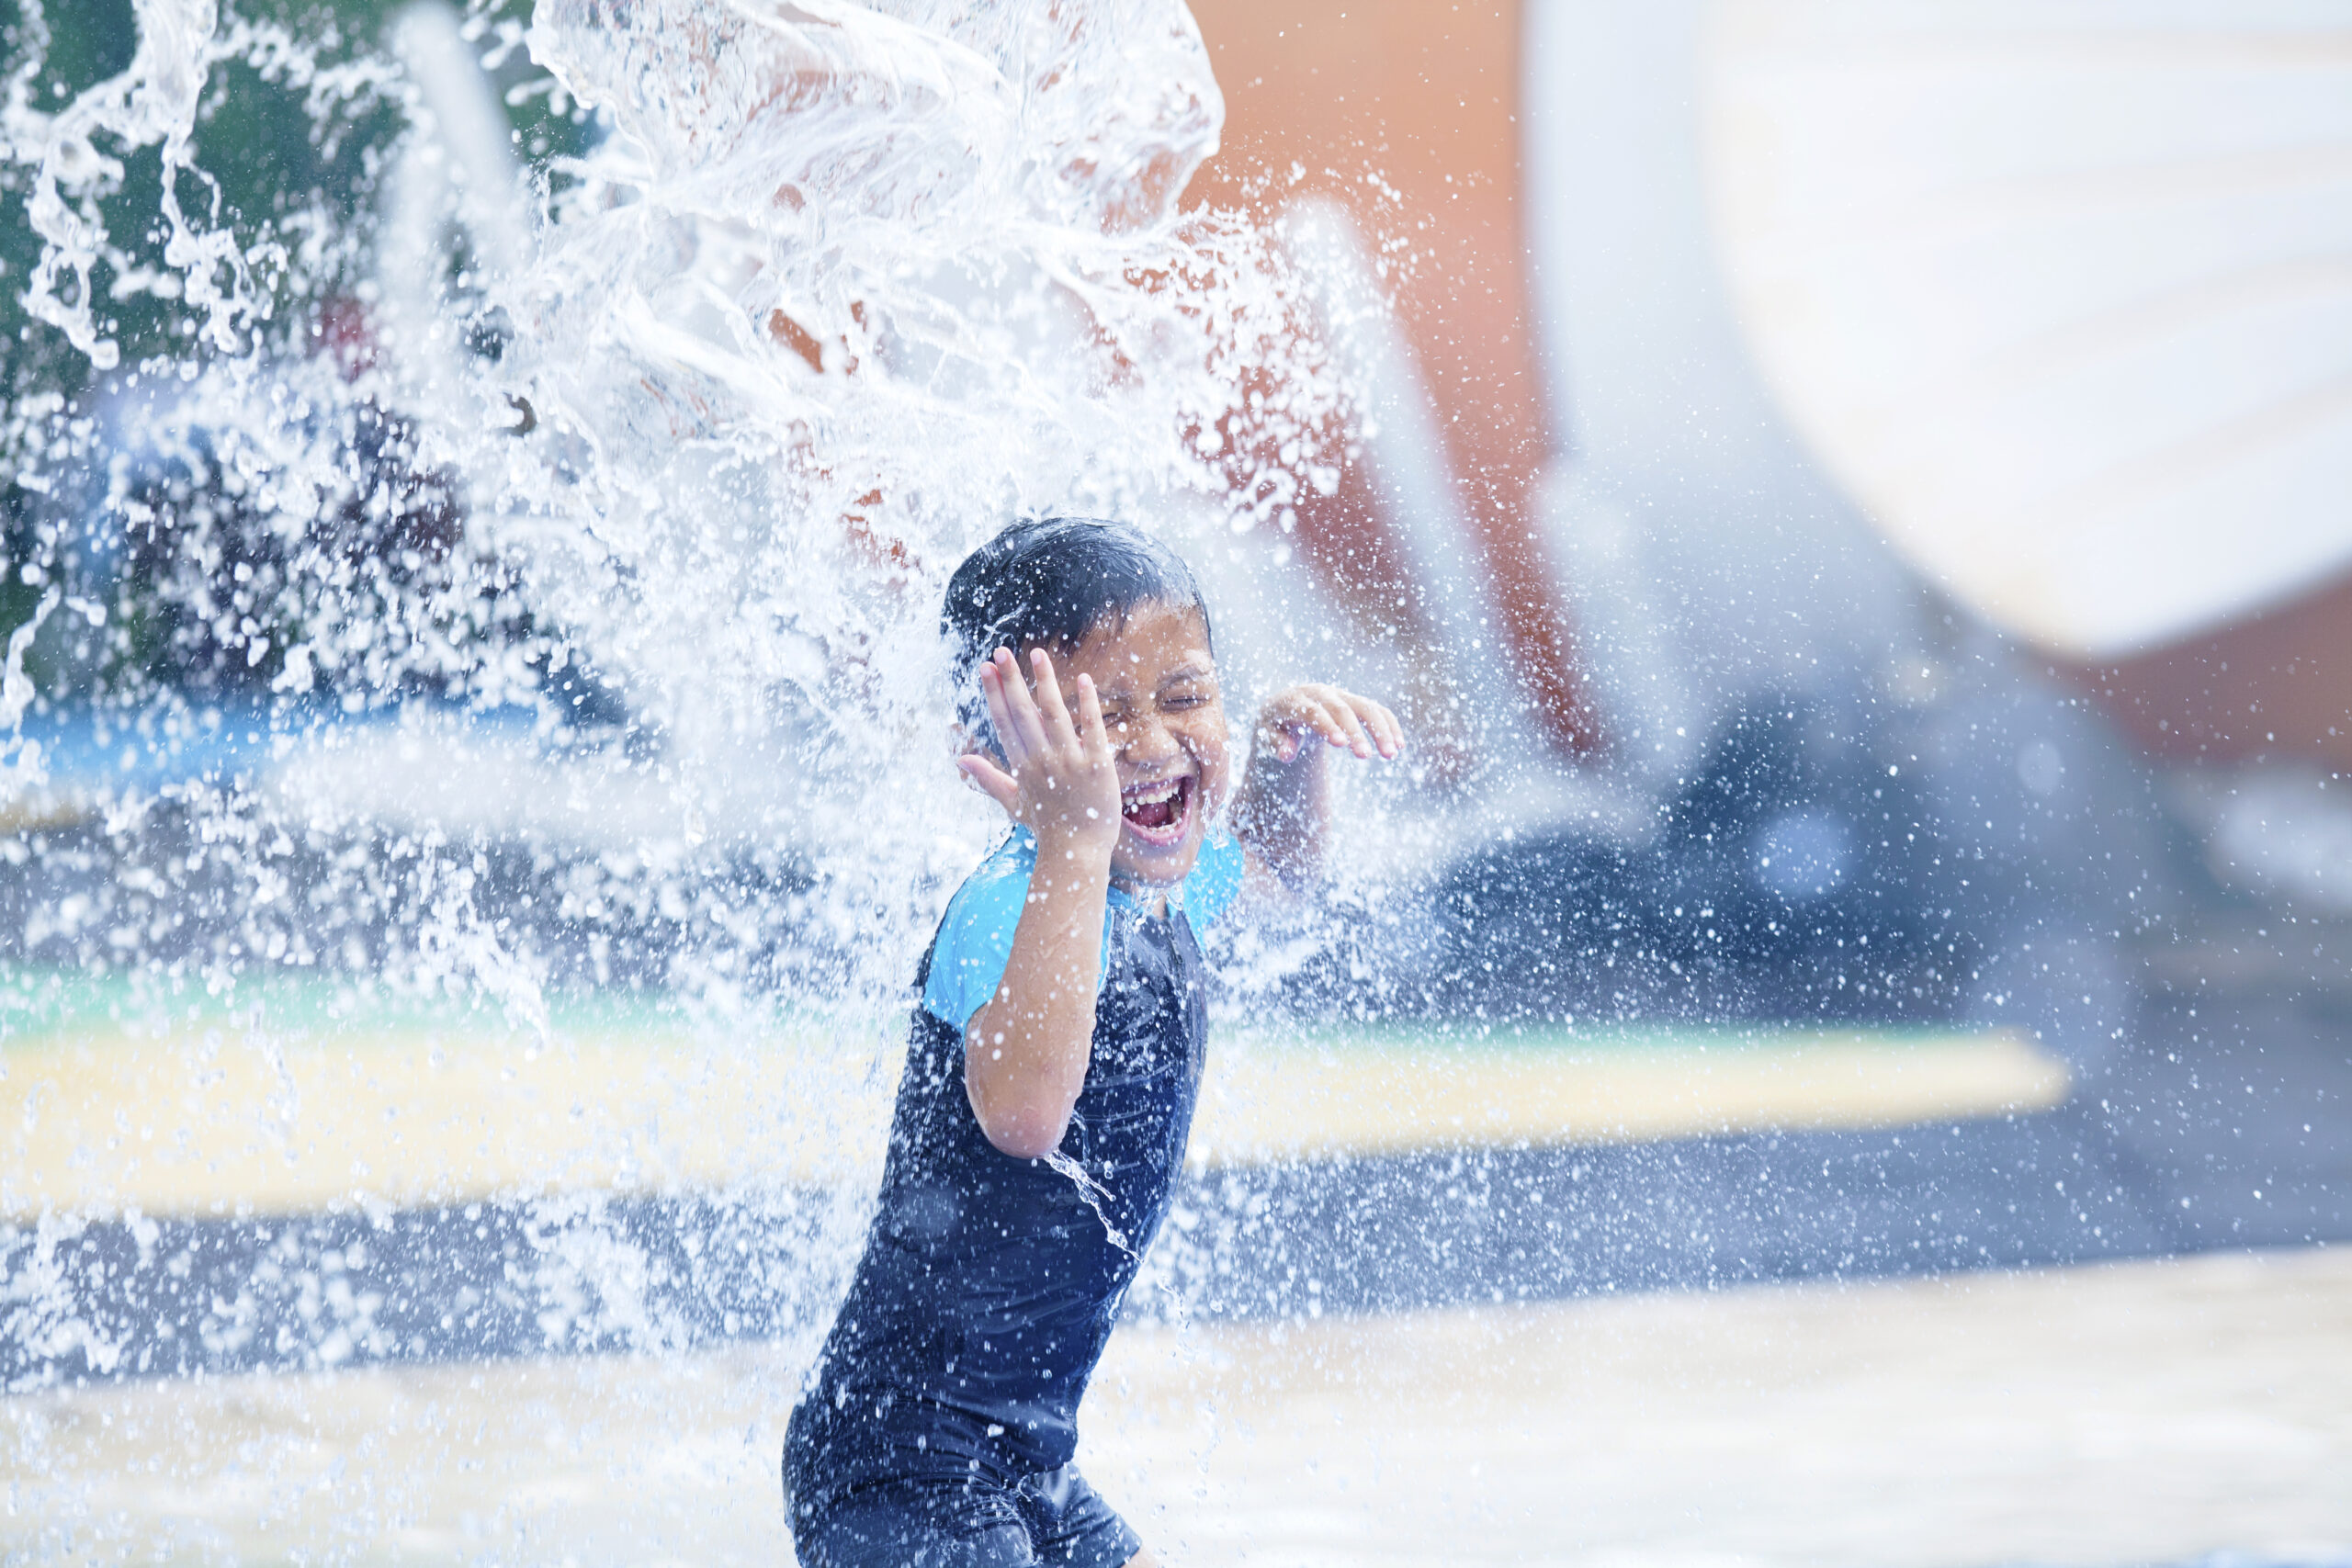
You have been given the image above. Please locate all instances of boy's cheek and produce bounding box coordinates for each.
[1177,716,1232,814]
[1198,744,1233,818]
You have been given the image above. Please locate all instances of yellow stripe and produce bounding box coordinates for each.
[1192,1027,2068,1165]
[0,1020,897,1220]
[0,1017,2067,1220]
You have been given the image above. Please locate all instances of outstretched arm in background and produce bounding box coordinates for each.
[1229,683,1403,895]
[956,647,1121,1159]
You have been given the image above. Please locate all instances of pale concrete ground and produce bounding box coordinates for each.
[6,1247,2349,1567]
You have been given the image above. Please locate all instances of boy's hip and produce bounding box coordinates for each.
[786,1383,1078,1507]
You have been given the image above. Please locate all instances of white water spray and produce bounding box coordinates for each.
[0,0,1355,1428]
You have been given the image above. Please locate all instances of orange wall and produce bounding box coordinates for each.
[1183,0,1598,755]
[2078,576,2352,772]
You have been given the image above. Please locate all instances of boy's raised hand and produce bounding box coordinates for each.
[1255,682,1403,764]
[958,647,1122,856]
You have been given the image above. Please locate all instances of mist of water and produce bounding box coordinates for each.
[0,0,1356,1408]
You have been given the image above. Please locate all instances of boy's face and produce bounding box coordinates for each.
[1047,600,1228,892]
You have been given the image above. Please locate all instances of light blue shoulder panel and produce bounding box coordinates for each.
[921,835,1038,1031]
[920,827,1248,1031]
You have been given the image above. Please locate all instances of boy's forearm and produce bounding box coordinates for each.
[964,843,1112,1158]
[1233,751,1328,889]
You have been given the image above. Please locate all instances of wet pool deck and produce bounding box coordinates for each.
[2,954,2349,1560]
[5,965,2351,1385]
[5,1245,2346,1566]
[0,1011,2090,1386]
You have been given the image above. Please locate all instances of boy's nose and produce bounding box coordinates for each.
[1117,712,1182,766]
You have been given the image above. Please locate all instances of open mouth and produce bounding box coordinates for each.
[1119,774,1194,848]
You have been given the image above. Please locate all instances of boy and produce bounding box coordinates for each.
[786,517,1402,1567]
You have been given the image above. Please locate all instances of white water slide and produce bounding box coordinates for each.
[1701,0,2352,660]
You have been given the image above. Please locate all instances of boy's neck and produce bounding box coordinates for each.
[1110,873,1170,918]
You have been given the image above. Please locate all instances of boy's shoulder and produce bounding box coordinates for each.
[919,829,1243,1032]
[964,829,1039,894]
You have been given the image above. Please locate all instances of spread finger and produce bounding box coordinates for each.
[1072,672,1112,760]
[1030,648,1080,751]
[978,660,1028,769]
[1326,695,1374,757]
[995,648,1052,761]
[1356,696,1403,758]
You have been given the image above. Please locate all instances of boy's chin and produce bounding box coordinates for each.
[1112,829,1201,892]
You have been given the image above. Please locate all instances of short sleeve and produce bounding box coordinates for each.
[921,840,1035,1031]
[1180,829,1246,935]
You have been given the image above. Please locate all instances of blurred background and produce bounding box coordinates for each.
[3,0,2350,1562]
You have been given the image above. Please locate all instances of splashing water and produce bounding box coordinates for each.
[0,0,1351,1420]
[1045,1146,1134,1258]
[496,0,1347,899]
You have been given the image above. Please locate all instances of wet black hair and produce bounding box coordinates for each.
[943,516,1213,739]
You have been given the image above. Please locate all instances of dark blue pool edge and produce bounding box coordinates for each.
[5,1085,2343,1392]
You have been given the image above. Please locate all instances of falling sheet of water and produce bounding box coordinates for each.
[0,0,1361,1399]
[5,0,1344,845]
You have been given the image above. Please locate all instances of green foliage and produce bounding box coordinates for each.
[0,0,590,426]
[0,0,597,685]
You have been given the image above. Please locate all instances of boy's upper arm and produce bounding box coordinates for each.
[922,848,1035,1032]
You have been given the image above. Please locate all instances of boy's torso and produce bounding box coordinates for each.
[797,886,1209,1486]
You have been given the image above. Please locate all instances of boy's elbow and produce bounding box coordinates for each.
[974,1102,1069,1160]
[964,1054,1073,1158]
[986,1122,1064,1160]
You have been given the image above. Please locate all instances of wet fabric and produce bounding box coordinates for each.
[785,1407,1139,1568]
[788,829,1237,1538]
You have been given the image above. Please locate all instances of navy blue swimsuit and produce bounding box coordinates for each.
[786,830,1242,1567]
